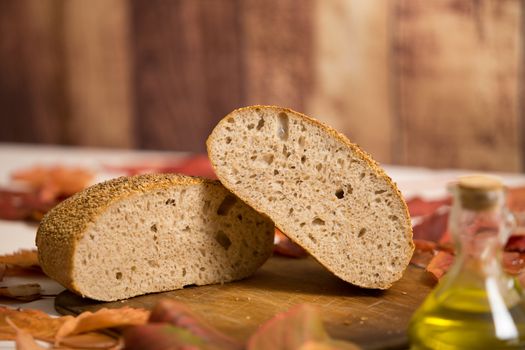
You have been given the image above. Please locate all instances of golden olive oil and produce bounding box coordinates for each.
[409,176,525,349]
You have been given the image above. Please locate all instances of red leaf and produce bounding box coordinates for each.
[426,251,454,281]
[406,197,451,217]
[412,209,450,242]
[273,229,308,258]
[247,304,360,350]
[147,299,241,350]
[505,235,525,253]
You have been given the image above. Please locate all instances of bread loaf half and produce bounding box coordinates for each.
[207,106,414,289]
[36,174,274,301]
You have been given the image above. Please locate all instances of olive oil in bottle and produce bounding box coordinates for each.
[408,175,525,349]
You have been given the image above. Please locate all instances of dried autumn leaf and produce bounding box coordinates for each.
[148,299,242,350]
[406,197,451,217]
[0,249,39,268]
[124,324,217,350]
[59,332,119,349]
[247,304,360,350]
[425,251,455,281]
[11,165,94,201]
[274,229,308,258]
[0,284,41,302]
[55,307,149,343]
[5,317,47,350]
[0,307,72,342]
[104,155,217,179]
[0,190,51,220]
[0,263,5,281]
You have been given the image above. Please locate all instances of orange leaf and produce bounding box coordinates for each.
[0,307,72,342]
[55,307,149,343]
[0,249,39,268]
[5,317,47,350]
[12,165,94,200]
[59,332,120,349]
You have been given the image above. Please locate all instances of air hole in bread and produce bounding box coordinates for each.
[148,260,159,267]
[337,158,344,166]
[277,112,289,140]
[227,117,234,123]
[300,222,306,227]
[182,268,187,277]
[250,155,257,160]
[116,272,122,280]
[217,195,236,216]
[360,173,365,179]
[316,164,322,171]
[150,224,158,232]
[273,169,279,175]
[182,226,190,232]
[389,215,398,221]
[335,189,345,199]
[81,259,87,266]
[215,230,232,250]
[308,233,317,243]
[289,208,294,215]
[256,117,265,131]
[298,136,305,147]
[282,145,291,158]
[153,235,158,241]
[131,266,137,272]
[165,198,176,206]
[89,234,94,240]
[200,267,206,271]
[247,123,255,130]
[375,198,381,203]
[203,200,211,214]
[312,218,325,226]
[262,154,274,165]
[358,228,366,238]
[375,189,387,194]
[226,137,232,144]
[301,155,307,164]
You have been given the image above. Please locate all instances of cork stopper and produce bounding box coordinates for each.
[456,175,504,211]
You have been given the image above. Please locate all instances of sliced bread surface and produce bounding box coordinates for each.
[36,173,274,301]
[207,106,414,289]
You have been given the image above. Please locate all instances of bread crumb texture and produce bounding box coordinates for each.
[36,173,274,301]
[207,106,414,289]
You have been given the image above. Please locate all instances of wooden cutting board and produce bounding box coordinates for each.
[55,256,434,350]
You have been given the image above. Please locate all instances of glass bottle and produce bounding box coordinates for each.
[408,175,525,349]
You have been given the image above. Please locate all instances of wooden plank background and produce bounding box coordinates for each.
[0,0,523,171]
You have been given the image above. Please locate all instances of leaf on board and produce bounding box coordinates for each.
[55,307,149,343]
[247,304,361,350]
[0,284,41,302]
[5,317,47,350]
[147,299,242,350]
[0,307,72,342]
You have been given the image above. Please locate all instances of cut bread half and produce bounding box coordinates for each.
[207,106,414,289]
[36,174,274,301]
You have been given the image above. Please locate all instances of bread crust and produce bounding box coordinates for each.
[207,105,414,289]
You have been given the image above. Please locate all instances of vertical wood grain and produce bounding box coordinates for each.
[241,0,314,112]
[393,0,523,171]
[62,0,133,148]
[0,1,64,144]
[308,0,393,163]
[131,0,243,152]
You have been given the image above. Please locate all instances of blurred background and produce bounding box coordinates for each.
[0,0,523,172]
